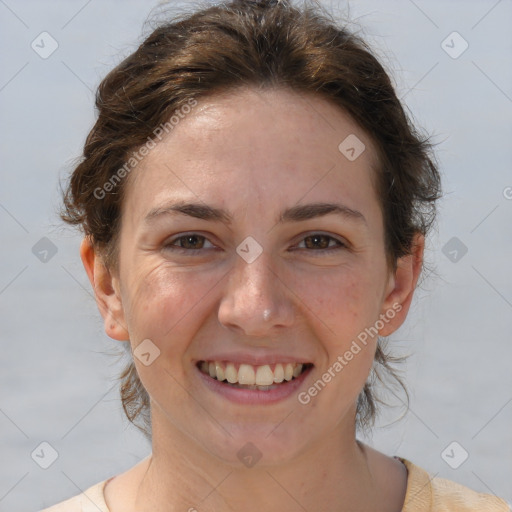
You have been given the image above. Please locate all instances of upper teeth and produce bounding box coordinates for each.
[200,361,304,385]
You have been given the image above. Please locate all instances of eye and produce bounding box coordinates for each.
[295,233,347,253]
[163,232,347,255]
[163,233,215,252]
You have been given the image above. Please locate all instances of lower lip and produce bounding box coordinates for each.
[196,364,313,405]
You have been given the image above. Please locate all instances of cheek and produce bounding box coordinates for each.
[292,265,382,398]
[123,265,218,407]
[293,265,382,344]
[122,263,213,351]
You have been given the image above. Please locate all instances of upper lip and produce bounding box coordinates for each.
[195,352,313,366]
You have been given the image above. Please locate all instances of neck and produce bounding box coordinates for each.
[133,407,385,512]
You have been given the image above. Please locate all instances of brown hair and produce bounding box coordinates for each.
[60,0,441,437]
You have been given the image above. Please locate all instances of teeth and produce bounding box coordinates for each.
[273,363,284,383]
[199,360,307,386]
[225,363,237,384]
[238,364,256,385]
[284,363,294,381]
[215,362,225,382]
[255,365,274,386]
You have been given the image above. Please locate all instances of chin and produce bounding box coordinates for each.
[197,421,313,469]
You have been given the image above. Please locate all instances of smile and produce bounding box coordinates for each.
[197,360,312,391]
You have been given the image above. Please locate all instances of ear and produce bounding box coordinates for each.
[80,236,130,341]
[378,232,425,337]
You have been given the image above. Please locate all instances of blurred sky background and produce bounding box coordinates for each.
[0,1,511,510]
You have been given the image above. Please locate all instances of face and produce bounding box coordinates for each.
[86,87,419,466]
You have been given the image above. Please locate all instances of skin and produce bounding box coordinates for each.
[81,87,423,512]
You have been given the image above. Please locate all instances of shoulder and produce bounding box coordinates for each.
[398,457,511,512]
[39,479,110,512]
[429,476,511,512]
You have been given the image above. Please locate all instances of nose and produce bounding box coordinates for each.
[217,249,295,337]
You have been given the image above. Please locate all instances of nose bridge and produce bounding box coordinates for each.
[217,245,294,335]
[237,249,275,306]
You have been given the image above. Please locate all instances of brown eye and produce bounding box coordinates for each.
[164,233,214,252]
[297,233,346,252]
[176,234,205,249]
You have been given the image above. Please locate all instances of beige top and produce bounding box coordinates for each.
[39,457,511,511]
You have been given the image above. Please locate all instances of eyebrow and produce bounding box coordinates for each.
[144,200,367,226]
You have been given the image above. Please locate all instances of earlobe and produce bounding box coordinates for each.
[378,233,425,337]
[79,237,130,342]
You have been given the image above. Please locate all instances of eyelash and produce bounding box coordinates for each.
[163,232,347,254]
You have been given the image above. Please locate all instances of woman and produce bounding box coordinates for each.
[42,0,510,510]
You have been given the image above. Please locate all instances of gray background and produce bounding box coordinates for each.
[1,0,511,510]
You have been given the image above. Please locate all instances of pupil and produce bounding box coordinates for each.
[307,235,327,249]
[184,235,201,248]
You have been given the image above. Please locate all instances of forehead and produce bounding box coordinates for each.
[122,87,381,226]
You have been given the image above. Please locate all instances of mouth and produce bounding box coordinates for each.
[196,360,313,391]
